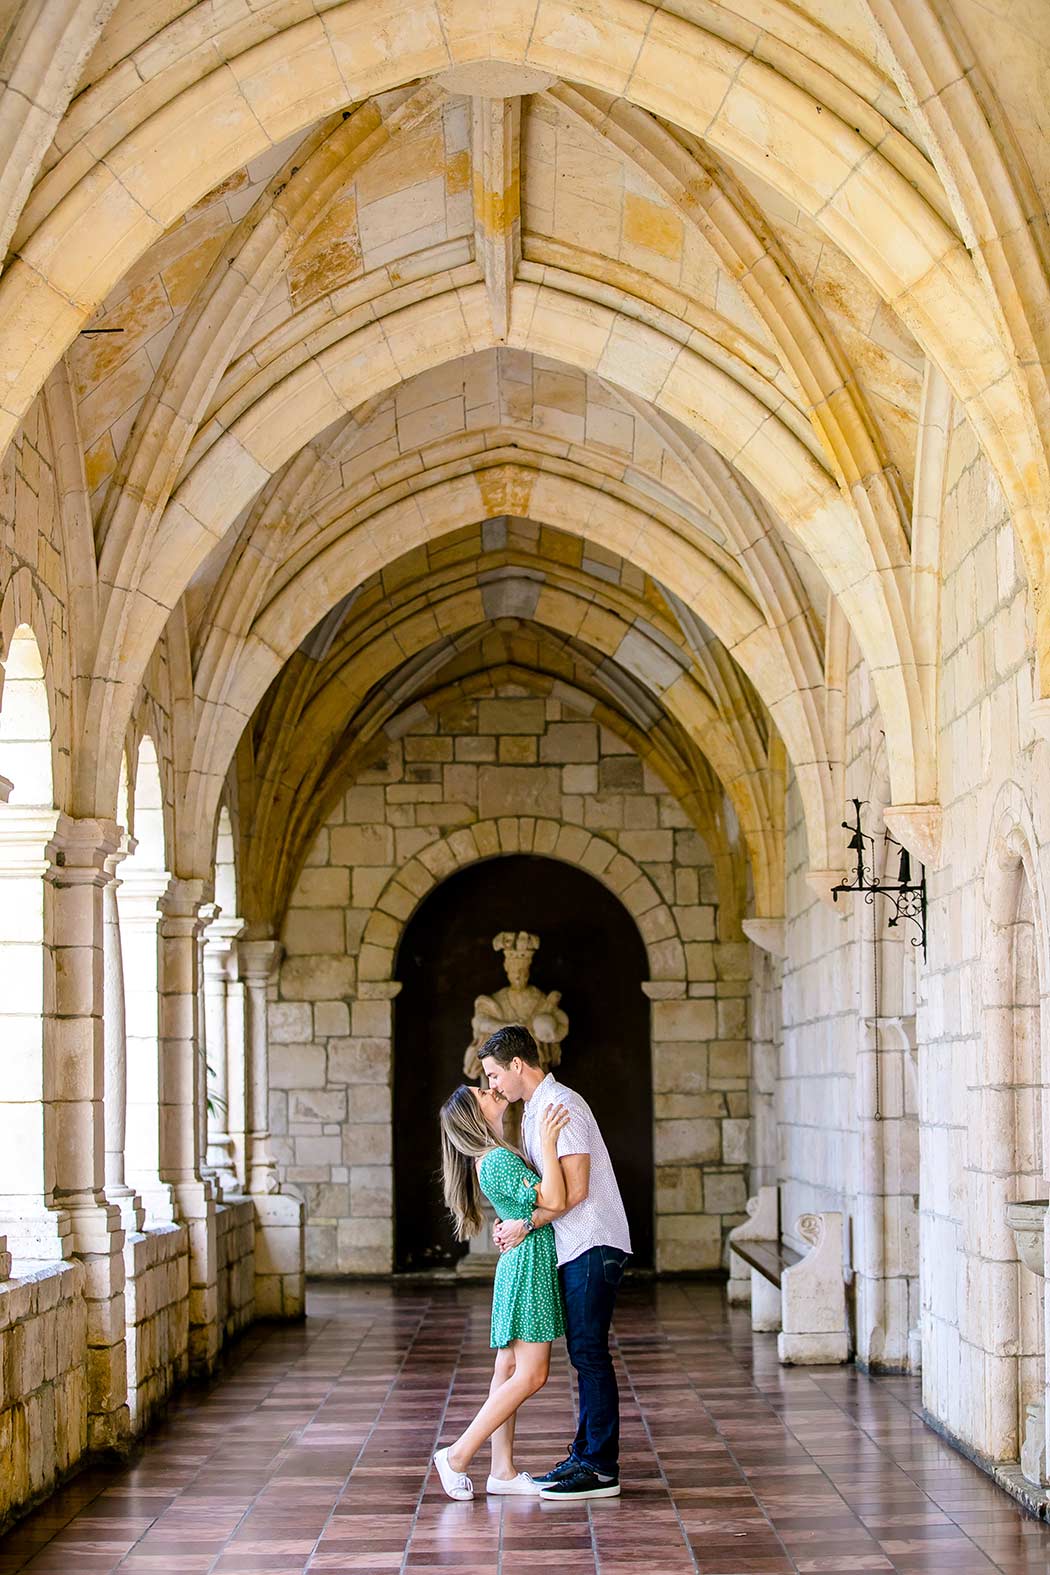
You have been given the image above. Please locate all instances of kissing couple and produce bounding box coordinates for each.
[434,1022,631,1501]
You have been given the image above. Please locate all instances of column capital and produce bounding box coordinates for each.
[103,830,137,880]
[203,915,246,974]
[240,938,283,983]
[47,815,121,883]
[741,917,787,957]
[159,875,208,935]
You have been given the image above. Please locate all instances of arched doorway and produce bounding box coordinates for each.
[394,853,652,1271]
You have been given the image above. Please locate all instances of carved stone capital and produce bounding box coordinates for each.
[239,938,283,984]
[47,814,121,883]
[883,802,942,868]
[741,918,786,957]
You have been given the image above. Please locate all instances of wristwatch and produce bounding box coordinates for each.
[522,1215,534,1234]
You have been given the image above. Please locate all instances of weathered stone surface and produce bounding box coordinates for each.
[477,766,561,819]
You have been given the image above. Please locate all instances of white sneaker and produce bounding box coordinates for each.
[486,1471,541,1495]
[433,1446,474,1501]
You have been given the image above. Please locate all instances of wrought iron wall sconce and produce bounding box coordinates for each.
[830,799,927,1123]
[830,798,928,961]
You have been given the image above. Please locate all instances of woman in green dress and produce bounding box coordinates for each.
[433,1082,569,1501]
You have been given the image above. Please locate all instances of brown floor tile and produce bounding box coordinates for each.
[0,1284,1049,1574]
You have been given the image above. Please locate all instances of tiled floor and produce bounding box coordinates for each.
[3,1282,1050,1573]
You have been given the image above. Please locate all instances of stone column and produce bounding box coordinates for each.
[240,938,283,1195]
[202,915,244,1189]
[0,802,67,1262]
[159,878,220,1373]
[196,902,218,1188]
[240,937,305,1318]
[118,864,178,1226]
[47,816,130,1449]
[225,965,249,1189]
[103,836,145,1235]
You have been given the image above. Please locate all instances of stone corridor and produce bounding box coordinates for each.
[3,1282,1050,1575]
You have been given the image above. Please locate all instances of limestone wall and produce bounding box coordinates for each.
[271,687,750,1275]
[0,1262,86,1530]
[124,1223,189,1433]
[756,400,1050,1459]
[919,405,1038,1456]
[215,1198,255,1342]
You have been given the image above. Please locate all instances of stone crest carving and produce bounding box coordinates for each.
[464,930,568,1080]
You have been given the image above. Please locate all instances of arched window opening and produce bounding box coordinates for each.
[0,620,61,1264]
[0,623,53,805]
[214,804,238,917]
[130,736,165,869]
[203,803,244,1189]
[118,734,175,1227]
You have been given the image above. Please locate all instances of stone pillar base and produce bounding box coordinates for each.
[908,1323,923,1373]
[253,1193,305,1318]
[108,1188,146,1237]
[65,1197,131,1450]
[777,1329,849,1364]
[172,1182,220,1375]
[1022,1400,1047,1488]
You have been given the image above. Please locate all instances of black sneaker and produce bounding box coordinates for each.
[538,1464,620,1500]
[530,1456,578,1486]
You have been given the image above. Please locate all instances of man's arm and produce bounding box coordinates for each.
[533,1153,589,1224]
[494,1154,590,1251]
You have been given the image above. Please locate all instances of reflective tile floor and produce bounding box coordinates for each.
[3,1280,1050,1573]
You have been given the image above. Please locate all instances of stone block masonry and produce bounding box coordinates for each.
[272,687,749,1275]
[0,1262,87,1530]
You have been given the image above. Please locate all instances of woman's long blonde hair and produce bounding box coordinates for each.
[440,1085,503,1241]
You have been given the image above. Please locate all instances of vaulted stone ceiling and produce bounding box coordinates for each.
[3,0,1047,934]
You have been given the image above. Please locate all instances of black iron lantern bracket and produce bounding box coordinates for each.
[830,797,927,962]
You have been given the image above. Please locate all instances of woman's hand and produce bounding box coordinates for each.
[540,1101,570,1145]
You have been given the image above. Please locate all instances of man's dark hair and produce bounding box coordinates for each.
[480,1024,541,1068]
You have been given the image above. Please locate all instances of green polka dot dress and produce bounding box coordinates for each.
[479,1147,566,1348]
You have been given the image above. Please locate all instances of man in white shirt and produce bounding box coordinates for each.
[481,1024,631,1500]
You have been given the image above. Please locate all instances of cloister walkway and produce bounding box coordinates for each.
[2,1282,1050,1575]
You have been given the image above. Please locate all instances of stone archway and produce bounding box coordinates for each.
[393,851,654,1271]
[344,814,749,1276]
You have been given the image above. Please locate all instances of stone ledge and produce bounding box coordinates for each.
[0,1259,84,1328]
[921,1408,1050,1520]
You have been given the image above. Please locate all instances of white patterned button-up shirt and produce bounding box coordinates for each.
[521,1073,632,1268]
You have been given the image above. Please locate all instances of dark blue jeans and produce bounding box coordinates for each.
[559,1244,628,1477]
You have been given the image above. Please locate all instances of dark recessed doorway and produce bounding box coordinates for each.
[393,853,653,1272]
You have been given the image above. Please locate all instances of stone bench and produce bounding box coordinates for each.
[728,1185,849,1364]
